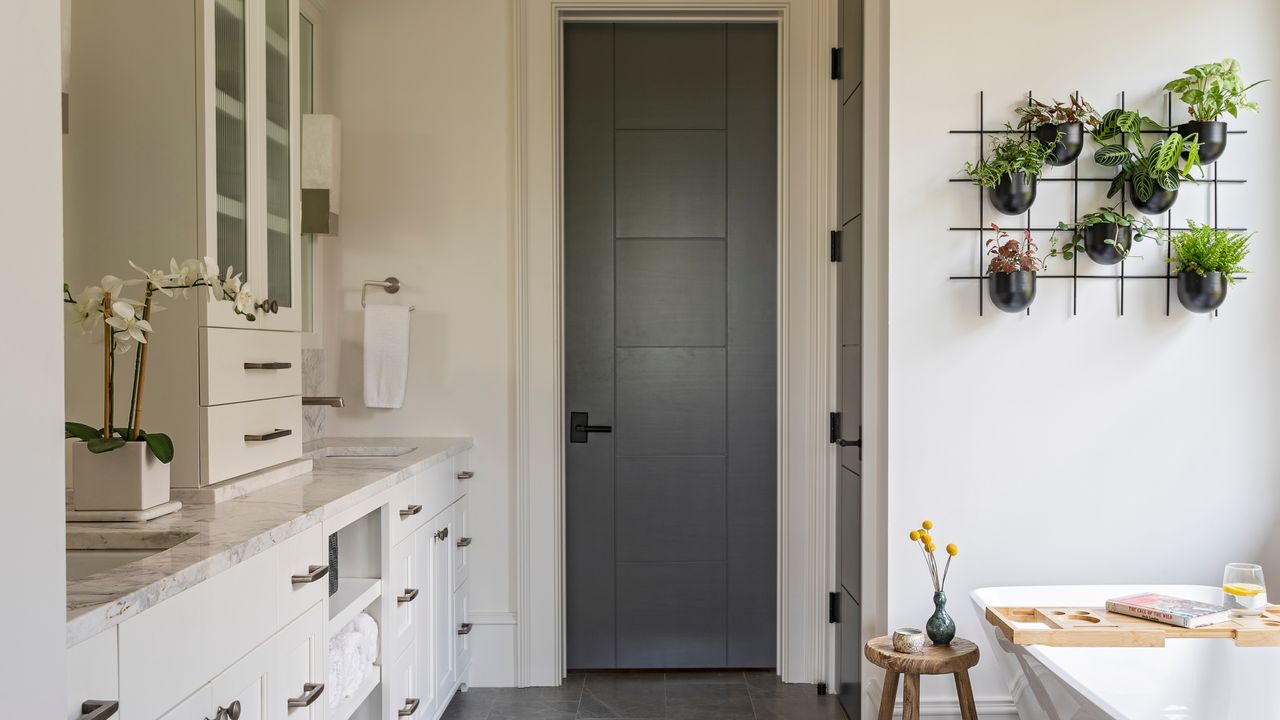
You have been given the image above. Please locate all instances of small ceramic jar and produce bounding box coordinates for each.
[892,627,926,654]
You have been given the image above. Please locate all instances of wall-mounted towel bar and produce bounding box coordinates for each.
[361,277,416,311]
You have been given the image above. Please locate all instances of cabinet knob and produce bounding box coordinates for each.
[254,298,279,314]
[434,527,450,542]
[79,700,119,720]
[398,698,421,717]
[398,588,420,604]
[291,564,330,585]
[216,701,241,720]
[287,683,325,709]
[456,471,474,480]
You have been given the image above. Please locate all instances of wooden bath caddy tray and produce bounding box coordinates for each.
[986,605,1280,647]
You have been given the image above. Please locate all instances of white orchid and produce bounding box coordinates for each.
[232,282,256,317]
[170,258,202,298]
[129,260,174,297]
[72,285,105,333]
[200,256,223,301]
[105,301,152,345]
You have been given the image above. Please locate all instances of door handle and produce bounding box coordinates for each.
[399,698,421,717]
[242,361,292,370]
[400,504,423,518]
[458,622,474,635]
[398,588,420,604]
[291,564,330,585]
[245,428,292,442]
[79,700,119,720]
[457,537,472,548]
[287,683,325,709]
[569,411,612,443]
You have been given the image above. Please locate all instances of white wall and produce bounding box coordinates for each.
[0,0,67,713]
[325,0,516,685]
[886,0,1280,710]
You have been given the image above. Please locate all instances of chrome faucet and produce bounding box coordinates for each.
[302,396,344,408]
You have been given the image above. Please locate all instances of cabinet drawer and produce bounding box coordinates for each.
[67,629,118,720]
[201,396,302,484]
[390,476,425,547]
[200,327,301,406]
[389,533,424,659]
[453,578,472,676]
[271,605,326,720]
[414,457,456,522]
[388,642,429,720]
[275,525,327,626]
[452,496,469,591]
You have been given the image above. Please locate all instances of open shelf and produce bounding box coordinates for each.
[329,665,381,720]
[329,577,381,636]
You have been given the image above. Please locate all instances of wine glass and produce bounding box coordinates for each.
[1222,563,1267,616]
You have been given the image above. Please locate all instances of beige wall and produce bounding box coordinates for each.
[325,0,515,680]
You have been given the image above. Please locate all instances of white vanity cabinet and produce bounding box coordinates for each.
[65,629,119,720]
[65,0,303,491]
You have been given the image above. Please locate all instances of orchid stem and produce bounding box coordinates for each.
[101,295,112,439]
[129,291,154,441]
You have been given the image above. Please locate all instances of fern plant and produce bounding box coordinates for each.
[1093,109,1202,202]
[1167,220,1251,283]
[1164,58,1267,122]
[963,126,1054,188]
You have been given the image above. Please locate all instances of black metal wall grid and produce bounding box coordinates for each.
[949,90,1247,316]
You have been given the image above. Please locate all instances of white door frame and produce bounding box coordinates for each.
[511,0,839,687]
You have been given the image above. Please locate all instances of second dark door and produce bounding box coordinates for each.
[565,22,778,669]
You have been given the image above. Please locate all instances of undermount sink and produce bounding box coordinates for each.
[319,446,416,458]
[66,528,195,582]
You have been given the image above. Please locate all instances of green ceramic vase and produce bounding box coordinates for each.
[927,591,956,645]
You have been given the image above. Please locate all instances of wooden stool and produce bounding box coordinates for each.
[865,636,979,720]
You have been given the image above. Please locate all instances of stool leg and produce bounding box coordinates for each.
[954,670,978,720]
[876,669,899,720]
[903,673,920,720]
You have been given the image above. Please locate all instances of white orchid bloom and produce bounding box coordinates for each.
[72,285,105,333]
[128,260,174,297]
[199,257,223,301]
[232,282,256,316]
[104,301,153,345]
[97,275,143,308]
[170,258,201,298]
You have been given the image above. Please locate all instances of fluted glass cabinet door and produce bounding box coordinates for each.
[214,0,249,284]
[264,0,292,310]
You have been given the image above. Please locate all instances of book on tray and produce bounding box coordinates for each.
[1105,593,1231,629]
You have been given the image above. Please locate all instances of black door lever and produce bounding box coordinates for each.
[570,411,613,443]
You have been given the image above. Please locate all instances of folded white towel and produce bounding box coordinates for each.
[354,612,379,665]
[363,304,411,408]
[327,612,381,710]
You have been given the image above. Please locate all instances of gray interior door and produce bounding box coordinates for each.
[565,22,778,670]
[836,0,865,714]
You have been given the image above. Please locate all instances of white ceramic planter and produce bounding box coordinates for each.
[71,441,171,511]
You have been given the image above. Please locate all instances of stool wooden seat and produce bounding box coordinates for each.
[865,636,979,720]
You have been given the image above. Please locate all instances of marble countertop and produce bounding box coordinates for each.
[65,436,473,647]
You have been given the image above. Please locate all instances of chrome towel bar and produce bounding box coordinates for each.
[361,276,416,311]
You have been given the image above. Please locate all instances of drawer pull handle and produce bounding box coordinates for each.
[399,698,421,717]
[458,622,473,635]
[457,537,472,548]
[398,588,420,604]
[216,701,242,720]
[245,428,292,442]
[456,471,474,480]
[291,564,330,584]
[79,700,120,720]
[243,361,292,370]
[434,527,450,542]
[287,683,325,708]
[399,504,423,518]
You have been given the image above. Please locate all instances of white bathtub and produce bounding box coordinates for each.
[971,585,1280,720]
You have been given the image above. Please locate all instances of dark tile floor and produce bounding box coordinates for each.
[444,672,850,720]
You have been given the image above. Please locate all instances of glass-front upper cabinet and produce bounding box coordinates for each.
[204,0,301,331]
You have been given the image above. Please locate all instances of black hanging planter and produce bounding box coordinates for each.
[989,172,1037,215]
[1035,122,1085,166]
[1176,272,1229,313]
[1179,120,1228,164]
[1128,181,1178,216]
[988,271,1037,313]
[1081,224,1132,266]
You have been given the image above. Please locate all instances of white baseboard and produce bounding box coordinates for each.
[864,677,1021,719]
[468,611,518,687]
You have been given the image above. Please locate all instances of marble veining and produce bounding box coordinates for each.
[301,349,326,442]
[65,436,472,647]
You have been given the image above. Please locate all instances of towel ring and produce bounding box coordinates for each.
[361,277,416,311]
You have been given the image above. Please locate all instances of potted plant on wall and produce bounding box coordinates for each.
[1093,109,1202,215]
[1167,220,1251,313]
[1015,94,1102,166]
[1055,207,1164,266]
[1164,58,1267,163]
[963,127,1055,215]
[64,258,257,511]
[985,223,1049,313]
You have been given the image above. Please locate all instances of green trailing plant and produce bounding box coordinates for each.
[1052,207,1164,260]
[1015,94,1102,132]
[1167,220,1251,283]
[1164,58,1267,122]
[963,126,1055,188]
[1092,109,1202,202]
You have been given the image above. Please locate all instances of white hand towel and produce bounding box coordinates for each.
[363,304,411,408]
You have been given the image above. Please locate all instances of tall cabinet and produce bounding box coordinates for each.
[65,0,303,489]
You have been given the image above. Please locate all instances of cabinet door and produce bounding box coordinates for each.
[430,510,456,704]
[453,579,472,683]
[157,685,212,720]
[387,643,426,720]
[66,630,118,720]
[208,0,250,311]
[389,532,423,659]
[452,496,469,591]
[270,604,325,720]
[209,640,270,720]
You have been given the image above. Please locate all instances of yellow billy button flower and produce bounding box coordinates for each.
[946,544,958,557]
[920,534,932,545]
[922,520,934,530]
[909,530,921,541]
[925,543,936,553]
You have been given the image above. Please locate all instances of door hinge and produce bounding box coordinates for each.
[831,47,842,80]
[828,591,840,623]
[830,230,842,262]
